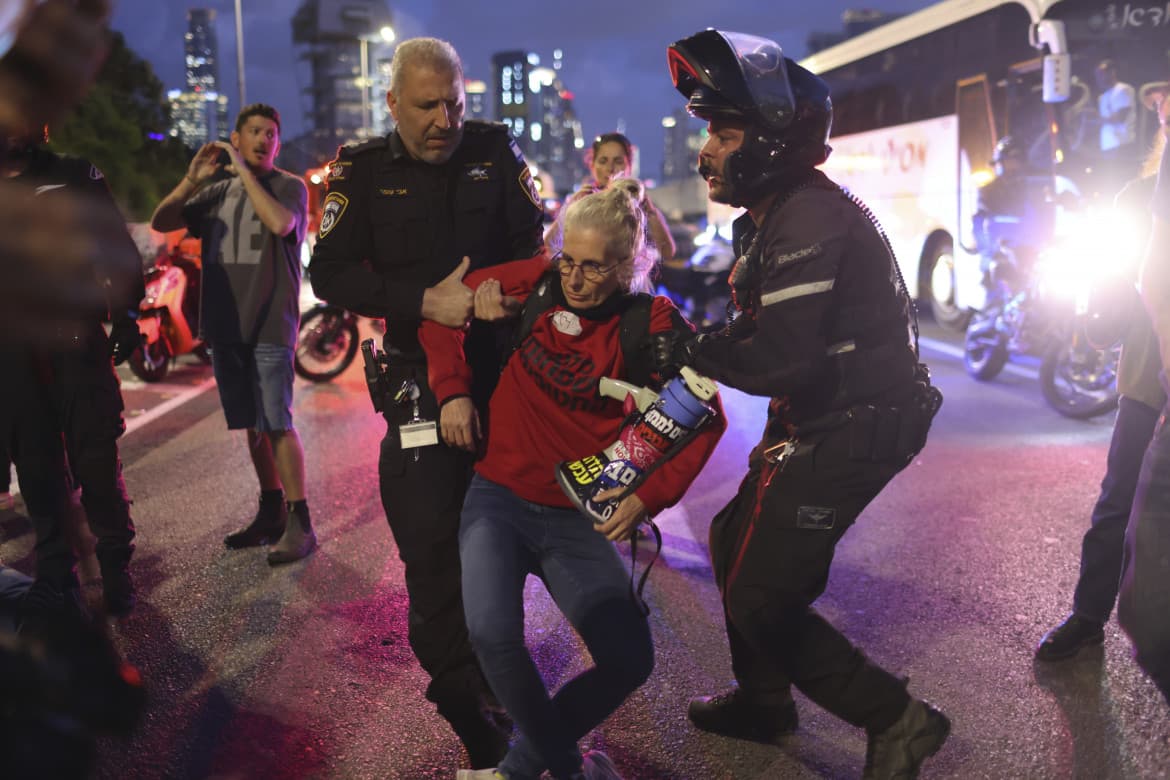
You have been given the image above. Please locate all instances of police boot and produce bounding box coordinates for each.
[863,698,950,780]
[438,698,510,769]
[224,490,286,549]
[432,666,511,769]
[1035,614,1105,661]
[267,500,317,565]
[97,548,136,617]
[687,687,798,744]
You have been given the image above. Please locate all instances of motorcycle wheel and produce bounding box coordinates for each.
[129,338,172,383]
[963,315,1009,381]
[295,306,360,382]
[1039,338,1120,420]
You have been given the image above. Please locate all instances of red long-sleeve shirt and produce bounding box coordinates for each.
[420,255,726,516]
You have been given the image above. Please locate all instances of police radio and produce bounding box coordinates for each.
[555,367,718,524]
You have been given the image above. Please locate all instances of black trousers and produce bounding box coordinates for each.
[709,424,911,733]
[378,361,493,717]
[4,336,135,586]
[1073,396,1160,623]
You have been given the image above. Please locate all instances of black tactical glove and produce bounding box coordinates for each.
[109,318,141,366]
[648,330,702,379]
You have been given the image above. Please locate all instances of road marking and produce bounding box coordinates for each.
[919,335,1039,380]
[123,377,217,435]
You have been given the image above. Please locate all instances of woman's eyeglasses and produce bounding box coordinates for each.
[554,252,617,283]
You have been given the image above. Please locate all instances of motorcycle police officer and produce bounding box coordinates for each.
[308,38,544,768]
[653,30,949,778]
[2,125,143,616]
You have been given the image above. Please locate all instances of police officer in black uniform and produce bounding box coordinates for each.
[2,124,143,616]
[308,37,544,768]
[653,31,949,779]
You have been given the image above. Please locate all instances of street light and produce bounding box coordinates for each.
[234,0,246,107]
[359,25,395,138]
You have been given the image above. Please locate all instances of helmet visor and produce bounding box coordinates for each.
[669,30,795,132]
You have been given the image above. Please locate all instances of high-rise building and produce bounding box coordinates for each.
[167,8,230,147]
[465,80,489,121]
[492,50,530,144]
[168,88,230,149]
[290,0,395,168]
[491,49,585,197]
[660,107,705,183]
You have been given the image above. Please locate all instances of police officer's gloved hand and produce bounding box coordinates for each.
[649,331,702,379]
[109,318,141,366]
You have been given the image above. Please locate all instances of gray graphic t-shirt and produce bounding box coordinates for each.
[183,168,308,347]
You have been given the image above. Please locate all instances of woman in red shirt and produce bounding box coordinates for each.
[422,183,725,780]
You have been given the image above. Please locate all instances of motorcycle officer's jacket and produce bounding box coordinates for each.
[18,147,145,331]
[309,121,545,409]
[12,147,144,432]
[691,168,921,439]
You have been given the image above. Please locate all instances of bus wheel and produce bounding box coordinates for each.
[924,238,969,331]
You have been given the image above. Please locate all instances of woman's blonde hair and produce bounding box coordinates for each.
[561,178,655,292]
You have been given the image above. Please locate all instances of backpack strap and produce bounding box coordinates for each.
[511,268,561,353]
[617,293,654,388]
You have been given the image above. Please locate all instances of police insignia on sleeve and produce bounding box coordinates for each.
[318,192,349,238]
[327,160,350,182]
[519,167,540,208]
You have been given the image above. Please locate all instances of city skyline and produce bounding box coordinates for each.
[110,0,933,176]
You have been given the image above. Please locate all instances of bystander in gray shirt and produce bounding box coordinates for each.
[182,168,308,348]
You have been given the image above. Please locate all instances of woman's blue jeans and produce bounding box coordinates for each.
[459,474,654,780]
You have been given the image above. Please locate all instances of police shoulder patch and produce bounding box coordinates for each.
[518,166,540,208]
[318,192,349,239]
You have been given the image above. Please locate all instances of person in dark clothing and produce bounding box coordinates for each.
[1,126,143,616]
[651,30,949,779]
[308,37,545,769]
[1037,98,1168,662]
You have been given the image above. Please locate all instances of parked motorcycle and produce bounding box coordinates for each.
[294,303,367,382]
[129,243,205,382]
[963,227,1131,419]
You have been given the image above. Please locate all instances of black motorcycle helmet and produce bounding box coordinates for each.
[668,29,832,204]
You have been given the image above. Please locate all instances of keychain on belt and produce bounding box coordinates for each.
[394,378,439,461]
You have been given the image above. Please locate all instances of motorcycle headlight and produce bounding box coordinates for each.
[1038,205,1144,302]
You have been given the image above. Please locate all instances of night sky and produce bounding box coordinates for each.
[111,0,931,175]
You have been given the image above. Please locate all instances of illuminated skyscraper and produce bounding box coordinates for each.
[491,48,585,197]
[466,80,489,121]
[173,8,230,143]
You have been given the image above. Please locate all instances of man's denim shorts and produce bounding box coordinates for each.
[210,342,295,433]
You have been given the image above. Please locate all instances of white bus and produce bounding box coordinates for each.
[801,0,1169,329]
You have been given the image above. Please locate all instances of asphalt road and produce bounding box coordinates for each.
[2,319,1168,779]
